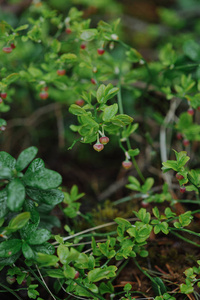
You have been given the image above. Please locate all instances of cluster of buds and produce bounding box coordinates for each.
[93,132,110,152]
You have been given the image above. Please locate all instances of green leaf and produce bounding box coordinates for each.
[152,277,167,296]
[7,179,25,211]
[99,282,114,294]
[152,207,160,219]
[97,84,106,103]
[128,148,140,157]
[26,188,64,205]
[3,73,19,85]
[0,239,22,258]
[27,228,51,245]
[16,146,38,171]
[22,242,35,260]
[142,177,154,193]
[162,160,178,172]
[63,265,76,279]
[80,29,98,41]
[183,39,200,61]
[32,243,55,255]
[180,283,194,294]
[126,176,141,192]
[45,269,65,278]
[24,167,62,190]
[69,104,87,116]
[51,39,61,52]
[7,212,30,232]
[0,189,8,218]
[102,104,118,121]
[26,158,45,173]
[0,152,16,170]
[0,118,7,127]
[60,53,77,62]
[174,150,190,169]
[0,167,12,180]
[112,114,133,125]
[35,253,59,267]
[88,266,117,282]
[15,24,29,32]
[0,252,21,266]
[126,48,142,63]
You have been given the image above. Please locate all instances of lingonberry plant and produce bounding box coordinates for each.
[1,0,200,299]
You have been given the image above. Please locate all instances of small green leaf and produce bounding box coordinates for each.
[88,266,117,282]
[128,148,140,157]
[7,179,25,211]
[126,48,142,63]
[97,84,106,103]
[102,104,118,121]
[36,253,59,267]
[60,53,77,62]
[63,265,76,279]
[7,212,30,232]
[80,29,98,41]
[69,104,87,116]
[15,24,29,32]
[3,73,19,85]
[45,269,65,278]
[16,146,38,171]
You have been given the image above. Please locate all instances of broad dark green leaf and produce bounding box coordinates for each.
[27,228,51,245]
[0,239,22,258]
[0,189,8,218]
[0,252,21,266]
[22,242,35,260]
[7,179,25,211]
[16,146,38,171]
[0,152,16,170]
[24,199,40,225]
[25,158,45,174]
[32,242,55,255]
[24,168,62,189]
[0,166,12,180]
[26,188,64,205]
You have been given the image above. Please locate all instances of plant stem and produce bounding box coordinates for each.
[170,227,200,239]
[36,264,57,300]
[133,258,157,284]
[0,283,23,300]
[110,259,129,283]
[117,82,145,183]
[171,231,200,247]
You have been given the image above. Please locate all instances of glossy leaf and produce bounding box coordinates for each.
[0,239,22,258]
[27,228,51,245]
[26,188,64,205]
[16,146,38,171]
[7,179,25,211]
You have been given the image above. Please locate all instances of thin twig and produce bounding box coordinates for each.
[160,97,182,186]
[52,218,138,245]
[35,264,57,300]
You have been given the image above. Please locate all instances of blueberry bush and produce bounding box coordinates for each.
[1,0,200,299]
